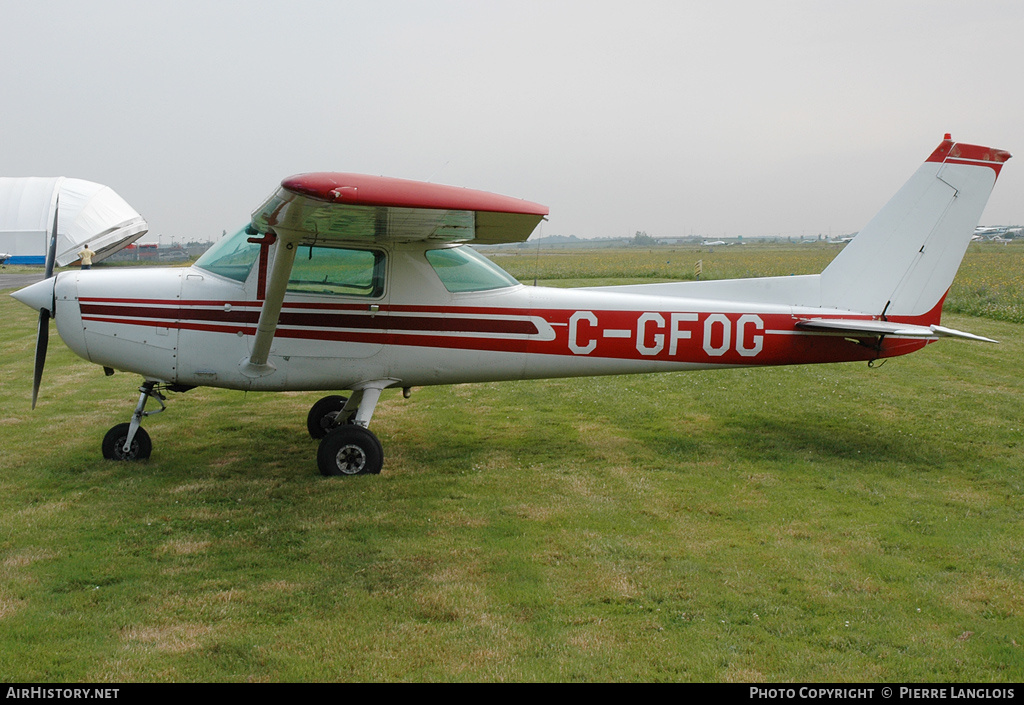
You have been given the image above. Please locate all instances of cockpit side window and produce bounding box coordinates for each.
[425,246,520,293]
[287,246,385,297]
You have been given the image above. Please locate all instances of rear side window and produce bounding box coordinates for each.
[425,246,520,293]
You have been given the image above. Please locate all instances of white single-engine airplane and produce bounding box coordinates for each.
[11,135,1011,476]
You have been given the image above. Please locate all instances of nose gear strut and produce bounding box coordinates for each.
[101,381,172,461]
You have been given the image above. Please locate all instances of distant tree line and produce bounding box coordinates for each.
[628,231,660,247]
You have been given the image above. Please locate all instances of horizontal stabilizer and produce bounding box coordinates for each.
[795,318,997,343]
[930,324,999,343]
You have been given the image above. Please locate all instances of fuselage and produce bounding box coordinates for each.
[45,234,926,393]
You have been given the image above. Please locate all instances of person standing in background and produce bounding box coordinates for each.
[78,243,96,270]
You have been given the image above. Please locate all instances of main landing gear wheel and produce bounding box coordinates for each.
[102,423,152,461]
[307,395,353,439]
[317,425,383,476]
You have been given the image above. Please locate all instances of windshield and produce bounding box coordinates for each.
[425,246,521,293]
[194,226,261,282]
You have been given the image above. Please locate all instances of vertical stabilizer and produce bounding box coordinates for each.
[820,137,1010,321]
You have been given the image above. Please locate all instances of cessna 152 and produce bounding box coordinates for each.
[10,135,1011,476]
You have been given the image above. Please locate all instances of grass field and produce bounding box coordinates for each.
[1,244,1022,682]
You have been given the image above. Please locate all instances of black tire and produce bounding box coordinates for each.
[102,423,152,461]
[307,395,352,439]
[317,425,383,476]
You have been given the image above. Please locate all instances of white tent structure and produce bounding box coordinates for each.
[0,177,148,266]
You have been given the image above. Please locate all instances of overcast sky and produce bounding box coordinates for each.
[3,0,1021,242]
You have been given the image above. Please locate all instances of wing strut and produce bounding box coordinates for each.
[240,230,299,377]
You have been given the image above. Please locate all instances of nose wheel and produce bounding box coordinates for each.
[101,381,172,461]
[102,423,152,460]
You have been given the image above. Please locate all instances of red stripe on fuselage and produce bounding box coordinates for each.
[80,302,538,336]
[79,298,929,366]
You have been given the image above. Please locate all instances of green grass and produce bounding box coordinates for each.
[1,247,1023,682]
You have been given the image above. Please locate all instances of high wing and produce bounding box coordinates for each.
[250,172,548,245]
[241,173,549,375]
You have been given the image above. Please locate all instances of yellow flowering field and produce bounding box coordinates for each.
[944,245,1024,323]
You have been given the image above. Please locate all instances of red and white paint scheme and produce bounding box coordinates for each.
[11,135,1011,475]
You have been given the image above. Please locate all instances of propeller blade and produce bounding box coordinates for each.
[31,310,50,410]
[31,196,59,408]
[43,196,58,279]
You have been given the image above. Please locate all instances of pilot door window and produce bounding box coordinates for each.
[287,246,385,298]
